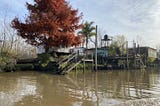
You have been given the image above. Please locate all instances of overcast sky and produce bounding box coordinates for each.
[0,0,160,48]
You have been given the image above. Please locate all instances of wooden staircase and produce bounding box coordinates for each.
[135,56,146,69]
[56,53,83,75]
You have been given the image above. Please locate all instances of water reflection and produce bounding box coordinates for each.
[0,70,160,106]
[66,70,160,105]
[0,72,38,106]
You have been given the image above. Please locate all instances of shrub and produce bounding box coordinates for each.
[15,64,34,70]
[0,56,16,72]
[38,53,51,67]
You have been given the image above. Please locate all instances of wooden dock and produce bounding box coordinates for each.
[106,55,146,69]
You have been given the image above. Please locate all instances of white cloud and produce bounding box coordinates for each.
[66,0,160,47]
[1,0,160,47]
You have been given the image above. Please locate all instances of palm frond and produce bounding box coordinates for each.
[89,32,96,37]
[77,21,96,48]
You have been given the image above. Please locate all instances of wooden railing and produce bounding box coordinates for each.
[57,53,83,74]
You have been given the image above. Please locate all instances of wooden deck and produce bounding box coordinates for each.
[82,59,93,62]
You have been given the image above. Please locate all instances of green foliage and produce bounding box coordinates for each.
[147,57,156,65]
[108,41,120,56]
[78,21,96,48]
[108,35,126,56]
[77,63,84,69]
[38,53,51,67]
[0,56,16,72]
[15,64,34,70]
[1,50,17,59]
[0,57,6,71]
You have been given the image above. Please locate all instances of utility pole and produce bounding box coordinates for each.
[95,25,98,71]
[126,41,129,70]
[133,40,136,69]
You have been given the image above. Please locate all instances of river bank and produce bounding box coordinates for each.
[0,56,16,72]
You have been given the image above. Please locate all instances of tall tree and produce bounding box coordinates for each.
[112,35,126,55]
[11,0,83,52]
[78,21,95,49]
[117,35,126,54]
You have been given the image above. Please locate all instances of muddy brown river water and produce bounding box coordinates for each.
[1,69,160,106]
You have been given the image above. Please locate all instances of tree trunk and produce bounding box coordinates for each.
[45,47,49,53]
[86,37,88,49]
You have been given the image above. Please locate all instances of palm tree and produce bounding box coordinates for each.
[78,21,96,49]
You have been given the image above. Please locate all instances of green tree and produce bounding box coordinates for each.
[115,35,126,55]
[108,35,126,56]
[78,21,95,49]
[108,41,120,56]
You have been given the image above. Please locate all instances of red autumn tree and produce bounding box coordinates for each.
[11,0,83,52]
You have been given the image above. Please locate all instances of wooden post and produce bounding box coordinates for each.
[75,53,77,71]
[133,41,136,69]
[83,59,85,73]
[92,53,94,71]
[126,41,129,70]
[95,25,98,71]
